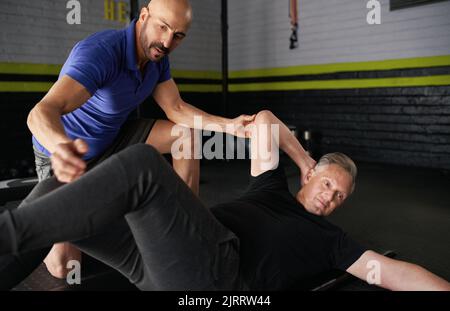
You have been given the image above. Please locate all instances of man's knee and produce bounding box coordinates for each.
[254,110,274,125]
[19,177,62,208]
[116,144,168,176]
[124,144,160,160]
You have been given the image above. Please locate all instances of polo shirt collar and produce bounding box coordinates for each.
[125,19,140,72]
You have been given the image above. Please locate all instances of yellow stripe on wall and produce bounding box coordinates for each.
[229,75,450,92]
[3,54,449,79]
[0,82,54,92]
[177,84,222,93]
[230,55,450,78]
[1,56,449,93]
[171,70,222,80]
[0,63,62,75]
[2,76,449,93]
[0,62,223,80]
[0,82,223,93]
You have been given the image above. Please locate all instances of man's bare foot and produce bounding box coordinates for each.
[43,243,82,279]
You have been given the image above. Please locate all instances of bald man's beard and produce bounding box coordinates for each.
[139,22,170,62]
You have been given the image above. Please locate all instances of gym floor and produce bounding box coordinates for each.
[10,154,450,291]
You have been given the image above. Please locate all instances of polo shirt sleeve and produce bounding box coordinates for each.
[158,56,171,83]
[62,41,115,96]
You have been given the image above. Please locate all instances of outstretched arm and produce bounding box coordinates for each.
[152,79,255,137]
[347,250,450,291]
[249,110,316,179]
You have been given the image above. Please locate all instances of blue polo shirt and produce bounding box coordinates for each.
[32,19,171,159]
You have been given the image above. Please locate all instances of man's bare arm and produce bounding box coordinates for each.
[250,110,316,179]
[347,250,450,291]
[27,75,91,182]
[152,79,255,137]
[28,75,91,152]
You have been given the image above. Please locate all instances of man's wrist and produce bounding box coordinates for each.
[48,137,73,154]
[206,116,233,133]
[295,153,312,171]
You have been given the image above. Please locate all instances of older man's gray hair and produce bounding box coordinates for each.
[316,152,357,192]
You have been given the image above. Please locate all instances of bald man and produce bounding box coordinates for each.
[25,0,254,278]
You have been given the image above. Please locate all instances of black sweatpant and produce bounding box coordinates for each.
[0,144,242,290]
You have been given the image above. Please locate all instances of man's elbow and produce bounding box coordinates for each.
[247,110,277,142]
[254,110,275,125]
[27,102,62,133]
[27,104,40,133]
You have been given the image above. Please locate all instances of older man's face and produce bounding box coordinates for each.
[296,164,353,216]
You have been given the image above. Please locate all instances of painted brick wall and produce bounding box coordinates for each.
[228,0,450,70]
[227,0,450,170]
[0,0,129,64]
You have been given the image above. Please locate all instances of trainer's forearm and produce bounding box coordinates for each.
[167,100,230,132]
[27,102,72,153]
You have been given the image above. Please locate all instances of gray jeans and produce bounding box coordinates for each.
[1,144,244,290]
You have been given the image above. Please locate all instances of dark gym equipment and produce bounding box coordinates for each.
[0,177,38,206]
[289,23,298,49]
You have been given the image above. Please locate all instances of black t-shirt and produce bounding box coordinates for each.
[210,164,367,290]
